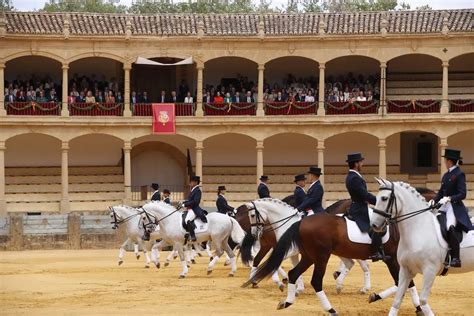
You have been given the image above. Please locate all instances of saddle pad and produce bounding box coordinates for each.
[432,215,473,249]
[180,218,208,235]
[344,216,389,245]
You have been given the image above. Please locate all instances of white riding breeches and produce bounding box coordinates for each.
[439,202,457,228]
[185,209,196,223]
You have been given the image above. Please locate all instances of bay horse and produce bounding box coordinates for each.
[241,198,424,315]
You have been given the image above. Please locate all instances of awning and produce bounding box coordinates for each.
[135,56,193,66]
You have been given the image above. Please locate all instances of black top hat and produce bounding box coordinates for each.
[260,175,269,181]
[346,152,365,163]
[294,174,307,182]
[151,183,159,190]
[442,148,462,161]
[190,175,201,183]
[308,167,322,175]
[218,185,226,191]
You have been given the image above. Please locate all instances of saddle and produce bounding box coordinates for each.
[181,212,208,234]
[343,215,390,245]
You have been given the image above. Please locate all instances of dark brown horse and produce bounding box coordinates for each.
[241,188,436,315]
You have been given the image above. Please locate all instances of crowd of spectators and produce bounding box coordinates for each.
[4,76,61,103]
[67,74,123,104]
[325,73,380,102]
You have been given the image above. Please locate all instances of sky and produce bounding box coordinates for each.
[11,0,474,11]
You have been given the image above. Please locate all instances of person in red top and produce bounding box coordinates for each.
[213,91,224,104]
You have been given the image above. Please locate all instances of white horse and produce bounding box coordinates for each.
[140,201,246,278]
[371,180,474,316]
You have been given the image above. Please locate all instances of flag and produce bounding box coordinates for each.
[152,103,175,134]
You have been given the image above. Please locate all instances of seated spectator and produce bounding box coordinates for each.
[17,90,26,102]
[366,90,373,101]
[95,90,104,103]
[275,91,285,102]
[184,91,193,103]
[116,91,124,103]
[243,91,253,103]
[170,91,178,103]
[203,90,213,103]
[48,88,58,102]
[77,91,86,103]
[105,90,115,103]
[131,91,138,104]
[140,91,150,103]
[356,91,366,102]
[85,90,96,103]
[214,91,224,104]
[233,91,241,103]
[224,92,232,103]
[26,86,36,101]
[68,91,76,104]
[305,90,315,102]
[159,90,166,103]
[5,89,15,102]
[37,90,49,103]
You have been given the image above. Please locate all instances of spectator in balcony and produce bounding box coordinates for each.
[37,90,49,103]
[184,91,193,104]
[16,90,26,102]
[244,91,254,103]
[203,90,213,103]
[305,89,315,103]
[214,91,224,104]
[344,87,350,102]
[275,91,285,102]
[178,80,189,100]
[233,91,242,103]
[131,91,138,105]
[5,89,15,103]
[77,91,86,103]
[105,90,115,104]
[116,91,124,103]
[224,92,232,103]
[159,90,166,103]
[337,91,345,102]
[26,86,36,101]
[356,91,367,102]
[366,91,373,101]
[140,91,150,103]
[48,89,58,102]
[85,90,96,104]
[68,91,76,104]
[95,90,104,103]
[170,91,178,103]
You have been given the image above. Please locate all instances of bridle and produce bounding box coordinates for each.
[109,206,140,229]
[372,183,439,228]
[139,203,183,232]
[247,201,299,236]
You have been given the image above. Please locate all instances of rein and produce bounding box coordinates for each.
[249,201,299,233]
[109,206,140,229]
[139,204,183,228]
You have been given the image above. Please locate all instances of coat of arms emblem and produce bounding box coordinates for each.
[158,111,169,125]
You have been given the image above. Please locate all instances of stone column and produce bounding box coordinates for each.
[123,65,132,117]
[256,141,264,185]
[60,141,70,213]
[378,138,387,179]
[257,64,265,116]
[196,64,204,117]
[379,62,387,116]
[439,137,448,179]
[61,64,70,117]
[441,61,449,114]
[195,141,203,181]
[67,213,81,249]
[317,63,326,116]
[317,140,325,185]
[0,64,5,116]
[123,141,132,204]
[10,215,24,250]
[0,141,6,216]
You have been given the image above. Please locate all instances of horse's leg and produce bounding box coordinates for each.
[250,241,272,288]
[165,249,176,267]
[335,257,354,294]
[118,237,130,266]
[290,255,305,295]
[190,246,197,264]
[151,241,161,268]
[205,241,213,258]
[278,267,289,284]
[311,254,337,315]
[224,242,237,277]
[418,268,437,316]
[207,243,223,275]
[134,243,140,260]
[137,239,150,268]
[357,260,371,294]
[271,270,285,292]
[277,255,312,310]
[176,243,188,279]
[388,266,414,316]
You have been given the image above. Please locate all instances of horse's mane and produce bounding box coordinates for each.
[256,198,296,210]
[143,200,176,212]
[388,181,427,203]
[414,187,436,195]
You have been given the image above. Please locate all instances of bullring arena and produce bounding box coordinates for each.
[1,8,474,316]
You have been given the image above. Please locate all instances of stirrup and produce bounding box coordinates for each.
[450,258,461,268]
[370,251,391,262]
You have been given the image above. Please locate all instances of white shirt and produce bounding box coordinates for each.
[448,165,458,173]
[356,96,367,101]
[184,96,193,103]
[305,95,315,102]
[349,169,363,178]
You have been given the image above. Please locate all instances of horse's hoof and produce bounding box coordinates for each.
[179,275,185,279]
[118,260,123,266]
[164,262,169,267]
[224,260,230,266]
[252,283,259,289]
[136,255,140,260]
[333,271,341,280]
[282,278,288,284]
[191,259,196,264]
[155,262,160,269]
[368,293,381,303]
[187,264,191,268]
[295,291,301,297]
[359,287,369,294]
[209,257,213,262]
[336,286,342,294]
[144,265,150,269]
[277,301,292,310]
[278,284,285,292]
[197,252,203,257]
[415,306,423,316]
[207,270,213,275]
[228,272,235,277]
[173,255,178,260]
[328,308,338,316]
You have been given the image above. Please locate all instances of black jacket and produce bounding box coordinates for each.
[216,195,234,215]
[163,197,171,204]
[151,190,161,201]
[293,186,306,207]
[297,181,324,214]
[184,186,206,221]
[346,170,376,232]
[258,183,270,199]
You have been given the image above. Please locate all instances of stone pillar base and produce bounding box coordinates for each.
[61,106,69,117]
[317,104,325,116]
[10,215,24,251]
[256,108,265,117]
[0,200,6,217]
[196,104,204,117]
[123,107,132,117]
[0,108,6,116]
[68,213,81,249]
[440,101,449,114]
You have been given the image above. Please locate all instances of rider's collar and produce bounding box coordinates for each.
[190,185,200,192]
[349,169,363,178]
[448,165,458,172]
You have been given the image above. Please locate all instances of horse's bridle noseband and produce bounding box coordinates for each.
[139,203,184,231]
[109,206,139,229]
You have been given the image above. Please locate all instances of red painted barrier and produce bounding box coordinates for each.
[265,102,317,115]
[6,102,61,116]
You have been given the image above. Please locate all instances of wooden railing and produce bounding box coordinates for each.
[204,102,256,116]
[387,100,440,113]
[264,101,317,115]
[449,99,474,113]
[68,102,124,116]
[325,101,378,115]
[132,103,195,116]
[6,102,61,116]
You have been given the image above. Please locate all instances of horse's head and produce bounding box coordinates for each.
[372,178,395,232]
[139,204,158,234]
[245,201,267,239]
[109,205,134,229]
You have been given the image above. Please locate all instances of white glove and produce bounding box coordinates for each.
[428,199,436,207]
[439,196,451,205]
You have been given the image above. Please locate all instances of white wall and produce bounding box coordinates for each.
[449,130,474,164]
[131,149,185,187]
[204,58,257,87]
[204,134,256,166]
[69,135,123,166]
[264,134,318,165]
[6,134,61,167]
[325,132,379,165]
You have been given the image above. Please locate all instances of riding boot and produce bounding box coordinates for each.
[187,221,197,242]
[369,231,390,262]
[436,212,448,240]
[448,226,461,267]
[142,224,150,241]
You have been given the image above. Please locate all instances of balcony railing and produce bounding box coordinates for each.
[387,100,440,113]
[204,102,256,116]
[325,100,378,115]
[6,102,61,116]
[264,101,318,115]
[449,99,474,112]
[68,102,124,116]
[132,103,195,116]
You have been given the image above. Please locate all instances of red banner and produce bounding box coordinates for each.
[152,103,176,134]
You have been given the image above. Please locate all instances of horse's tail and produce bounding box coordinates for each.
[229,217,246,245]
[240,232,256,266]
[242,221,301,287]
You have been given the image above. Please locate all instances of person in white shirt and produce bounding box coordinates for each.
[184,91,193,103]
[305,90,315,102]
[356,91,367,102]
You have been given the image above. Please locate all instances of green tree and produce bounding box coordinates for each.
[42,0,127,13]
[302,0,322,12]
[1,0,14,11]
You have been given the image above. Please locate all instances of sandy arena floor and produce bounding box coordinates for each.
[0,249,473,315]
